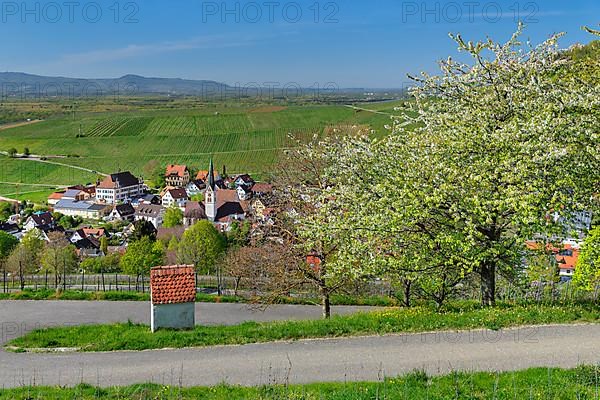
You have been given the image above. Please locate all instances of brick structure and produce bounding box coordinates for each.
[150,265,196,332]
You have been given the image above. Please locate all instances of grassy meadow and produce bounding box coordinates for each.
[2,366,600,399]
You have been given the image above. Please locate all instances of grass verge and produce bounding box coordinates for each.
[1,366,600,399]
[0,289,397,306]
[8,302,600,352]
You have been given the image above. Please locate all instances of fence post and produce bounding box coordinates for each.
[81,270,85,292]
[115,273,118,292]
[2,264,6,293]
[128,275,131,292]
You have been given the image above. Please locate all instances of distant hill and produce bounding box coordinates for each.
[0,72,230,97]
[0,72,407,100]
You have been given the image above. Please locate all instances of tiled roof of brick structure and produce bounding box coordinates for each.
[150,265,196,305]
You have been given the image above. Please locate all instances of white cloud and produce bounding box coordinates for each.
[48,34,262,66]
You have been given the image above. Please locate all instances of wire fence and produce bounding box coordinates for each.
[0,271,229,294]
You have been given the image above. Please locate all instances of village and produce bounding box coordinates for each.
[0,160,274,268]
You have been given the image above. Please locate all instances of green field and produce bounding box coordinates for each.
[0,156,100,200]
[0,102,394,200]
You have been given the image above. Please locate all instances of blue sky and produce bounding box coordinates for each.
[1,0,599,87]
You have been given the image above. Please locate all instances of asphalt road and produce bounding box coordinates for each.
[1,301,600,388]
[0,300,374,343]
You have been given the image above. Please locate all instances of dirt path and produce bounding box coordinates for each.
[0,119,43,132]
[345,104,395,116]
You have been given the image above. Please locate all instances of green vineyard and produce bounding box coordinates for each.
[0,102,397,200]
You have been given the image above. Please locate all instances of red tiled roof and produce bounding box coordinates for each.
[216,189,239,203]
[196,170,209,181]
[48,192,65,200]
[150,265,196,305]
[166,164,188,178]
[82,227,106,237]
[526,241,580,270]
[251,183,273,193]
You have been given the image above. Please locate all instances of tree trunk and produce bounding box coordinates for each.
[19,262,24,291]
[233,277,241,297]
[480,262,496,307]
[320,287,331,319]
[402,279,412,308]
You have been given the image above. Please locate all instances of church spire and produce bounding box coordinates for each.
[205,157,217,222]
[208,158,215,191]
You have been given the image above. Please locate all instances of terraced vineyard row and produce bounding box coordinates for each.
[86,118,130,137]
[112,117,154,136]
[144,117,197,136]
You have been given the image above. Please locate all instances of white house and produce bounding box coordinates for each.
[23,212,56,232]
[186,179,206,197]
[96,172,144,204]
[236,185,252,201]
[107,203,136,222]
[135,204,165,228]
[161,188,189,208]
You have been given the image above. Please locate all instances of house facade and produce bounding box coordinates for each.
[96,172,144,204]
[107,203,136,222]
[54,200,109,219]
[186,179,206,197]
[165,165,190,188]
[135,204,166,228]
[162,188,189,208]
[23,212,56,232]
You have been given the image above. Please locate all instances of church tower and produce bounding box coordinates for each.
[205,158,217,222]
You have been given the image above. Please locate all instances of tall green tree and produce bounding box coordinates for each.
[0,202,13,221]
[574,226,600,291]
[163,207,183,228]
[177,220,226,273]
[7,230,47,290]
[40,231,79,287]
[143,159,166,189]
[0,231,18,261]
[0,230,19,285]
[100,236,109,255]
[130,220,157,242]
[318,25,600,306]
[254,135,371,318]
[120,236,164,276]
